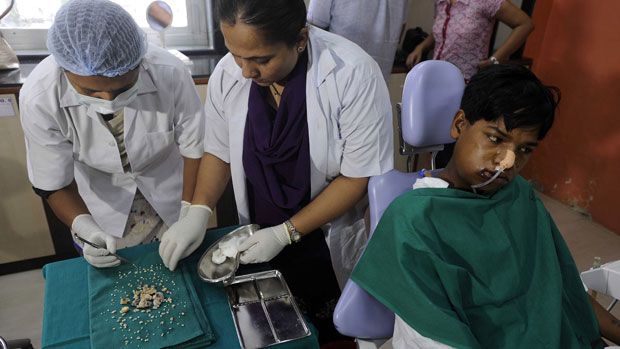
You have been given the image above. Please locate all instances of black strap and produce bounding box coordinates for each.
[32,186,58,199]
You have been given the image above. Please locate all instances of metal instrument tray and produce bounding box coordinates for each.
[225,270,311,348]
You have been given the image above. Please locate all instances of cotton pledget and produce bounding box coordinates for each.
[211,235,247,264]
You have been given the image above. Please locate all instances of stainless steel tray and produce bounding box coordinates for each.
[225,270,311,349]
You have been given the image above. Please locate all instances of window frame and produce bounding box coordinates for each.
[0,0,214,53]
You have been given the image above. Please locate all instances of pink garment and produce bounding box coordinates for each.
[432,0,504,81]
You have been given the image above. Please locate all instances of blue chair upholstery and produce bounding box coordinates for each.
[333,61,465,344]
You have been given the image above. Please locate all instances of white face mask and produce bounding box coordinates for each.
[74,79,140,115]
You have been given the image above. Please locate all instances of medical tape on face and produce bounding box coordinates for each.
[470,150,516,192]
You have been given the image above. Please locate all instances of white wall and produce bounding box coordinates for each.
[0,94,55,263]
[406,0,435,33]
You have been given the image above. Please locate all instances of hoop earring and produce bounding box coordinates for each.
[297,47,304,53]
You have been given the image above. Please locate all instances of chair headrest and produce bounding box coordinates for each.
[401,60,465,148]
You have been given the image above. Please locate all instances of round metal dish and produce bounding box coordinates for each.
[197,224,259,286]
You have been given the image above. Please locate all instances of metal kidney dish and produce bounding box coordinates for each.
[197,224,259,286]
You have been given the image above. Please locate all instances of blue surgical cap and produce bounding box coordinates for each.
[47,0,147,77]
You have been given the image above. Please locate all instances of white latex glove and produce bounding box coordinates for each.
[71,214,120,268]
[159,204,212,271]
[179,200,191,220]
[238,223,291,264]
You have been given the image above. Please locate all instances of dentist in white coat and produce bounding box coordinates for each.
[20,0,204,268]
[160,0,393,344]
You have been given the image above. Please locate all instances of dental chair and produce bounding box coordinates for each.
[332,60,465,349]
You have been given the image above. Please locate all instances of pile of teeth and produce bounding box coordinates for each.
[121,284,171,311]
[100,263,191,345]
[211,236,247,265]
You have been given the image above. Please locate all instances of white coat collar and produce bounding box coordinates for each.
[307,26,337,87]
[59,63,158,108]
[222,54,245,84]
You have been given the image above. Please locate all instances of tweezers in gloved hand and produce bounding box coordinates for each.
[73,233,137,269]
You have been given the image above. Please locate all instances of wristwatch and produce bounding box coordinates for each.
[284,220,301,243]
[489,56,500,65]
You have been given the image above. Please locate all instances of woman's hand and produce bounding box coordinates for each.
[478,59,493,68]
[159,204,212,271]
[405,35,434,70]
[238,223,291,264]
[406,47,424,69]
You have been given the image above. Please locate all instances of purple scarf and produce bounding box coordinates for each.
[243,51,310,227]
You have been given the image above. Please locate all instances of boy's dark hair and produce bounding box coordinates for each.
[461,64,560,139]
[216,0,306,47]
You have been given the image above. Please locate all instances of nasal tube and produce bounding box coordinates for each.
[471,150,515,193]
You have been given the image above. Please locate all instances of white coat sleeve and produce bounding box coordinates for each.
[173,66,205,159]
[19,94,74,191]
[338,64,394,178]
[307,0,333,29]
[203,66,231,163]
[392,315,454,349]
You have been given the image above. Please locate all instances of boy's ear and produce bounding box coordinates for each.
[450,110,467,140]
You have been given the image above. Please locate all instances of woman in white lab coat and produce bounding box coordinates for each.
[19,0,204,268]
[159,0,393,343]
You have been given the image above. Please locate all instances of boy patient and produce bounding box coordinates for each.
[352,64,620,348]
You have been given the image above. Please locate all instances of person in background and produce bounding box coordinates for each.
[19,0,204,268]
[160,0,393,343]
[307,0,409,84]
[352,64,620,348]
[406,0,533,82]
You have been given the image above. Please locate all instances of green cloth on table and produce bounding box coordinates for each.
[88,246,214,348]
[42,260,90,349]
[352,176,604,349]
[42,226,319,349]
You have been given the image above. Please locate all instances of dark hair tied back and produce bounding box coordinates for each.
[217,0,307,47]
